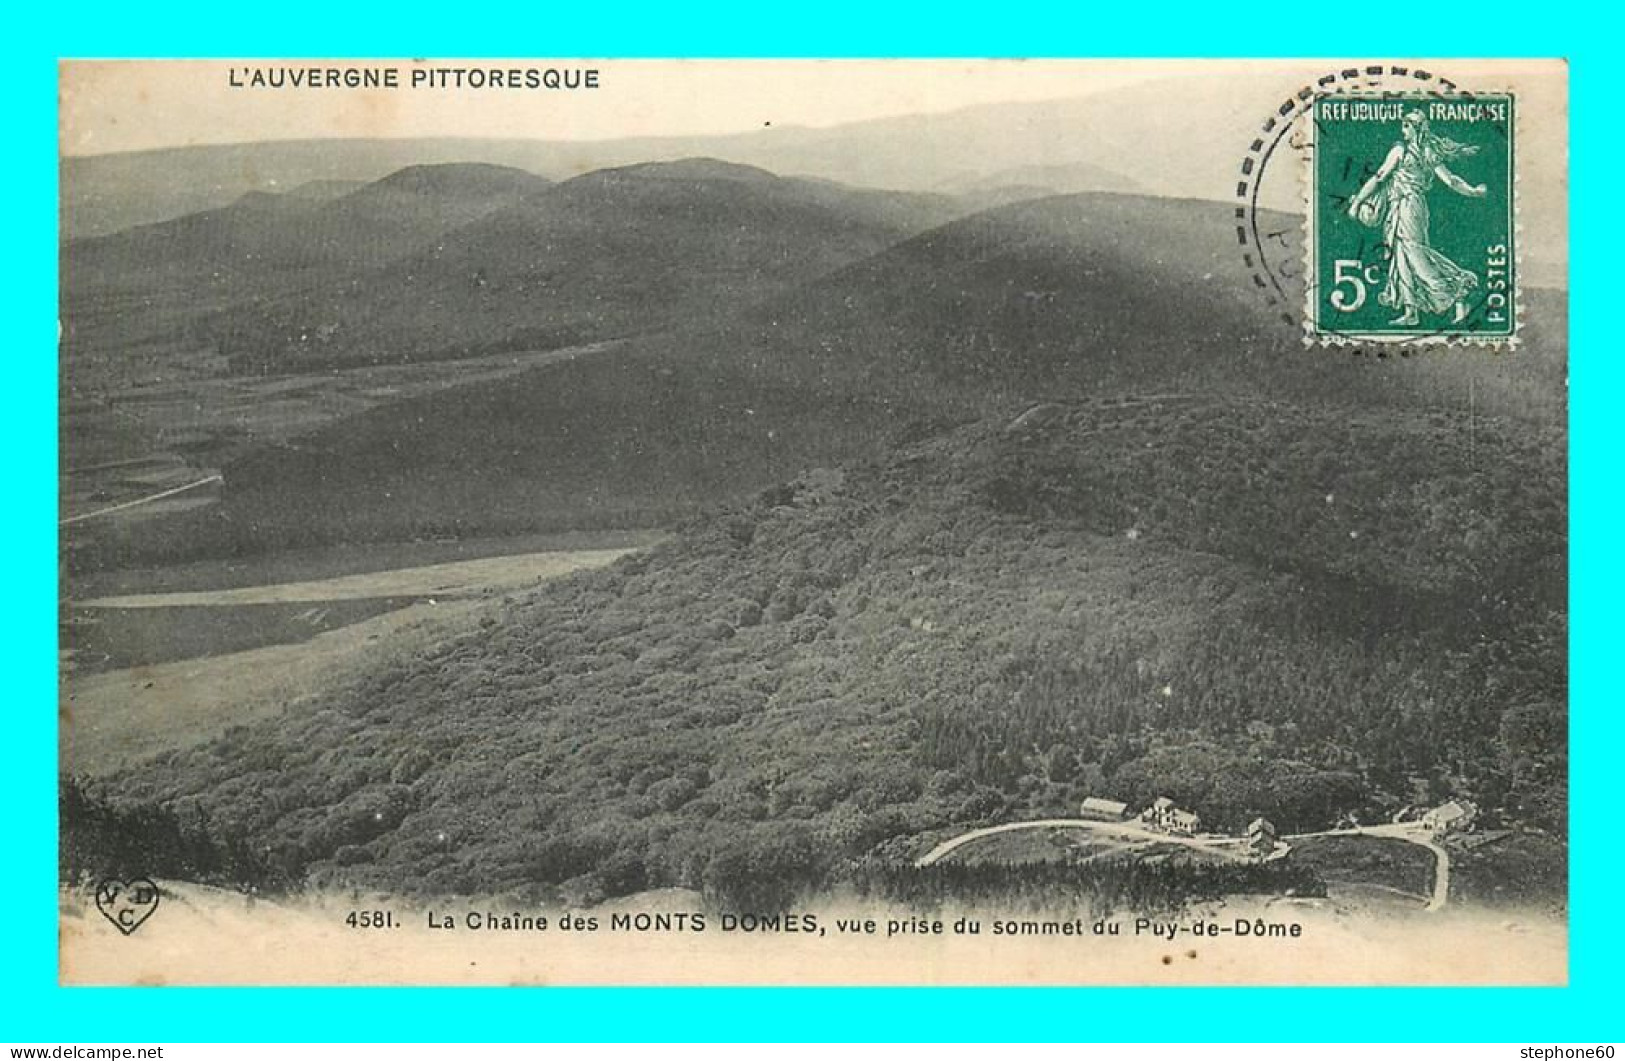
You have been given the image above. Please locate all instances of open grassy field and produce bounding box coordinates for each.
[64,597,420,674]
[62,598,486,777]
[1287,835,1434,908]
[61,541,649,776]
[70,529,663,600]
[1449,833,1568,915]
[939,828,1141,866]
[65,540,649,675]
[1131,842,1242,867]
[76,546,645,608]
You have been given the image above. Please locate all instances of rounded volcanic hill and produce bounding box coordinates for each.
[230,157,967,367]
[208,188,1565,552]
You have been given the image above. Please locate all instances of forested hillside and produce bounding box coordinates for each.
[78,393,1564,908]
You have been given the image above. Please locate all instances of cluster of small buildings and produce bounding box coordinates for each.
[1080,795,1279,858]
[1080,795,1202,835]
[1070,793,1484,862]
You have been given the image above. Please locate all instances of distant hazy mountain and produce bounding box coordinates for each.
[61,141,550,240]
[61,163,558,384]
[215,158,968,369]
[938,161,1147,197]
[68,162,551,295]
[201,189,1564,555]
[55,92,1178,240]
[283,179,367,201]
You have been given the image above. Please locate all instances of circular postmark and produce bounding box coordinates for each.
[1235,64,1520,353]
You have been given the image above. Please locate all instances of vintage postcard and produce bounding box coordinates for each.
[57,59,1569,985]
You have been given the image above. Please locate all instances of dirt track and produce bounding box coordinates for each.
[77,548,641,608]
[919,817,1452,911]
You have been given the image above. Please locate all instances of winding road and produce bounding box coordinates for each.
[915,817,1250,867]
[917,817,1452,911]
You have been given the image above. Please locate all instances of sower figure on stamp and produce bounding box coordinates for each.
[1347,109,1488,325]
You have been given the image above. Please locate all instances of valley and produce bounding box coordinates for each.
[63,536,653,775]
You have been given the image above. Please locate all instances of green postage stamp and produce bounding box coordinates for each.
[1308,93,1517,345]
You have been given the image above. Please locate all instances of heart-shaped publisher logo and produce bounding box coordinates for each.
[95,877,160,936]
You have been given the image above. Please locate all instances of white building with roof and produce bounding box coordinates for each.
[1079,797,1129,821]
[1422,800,1479,835]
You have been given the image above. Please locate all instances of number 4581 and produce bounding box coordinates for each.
[1330,259,1383,313]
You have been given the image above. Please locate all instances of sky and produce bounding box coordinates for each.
[60,59,1195,156]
